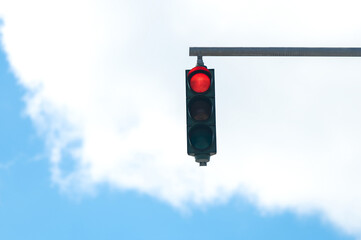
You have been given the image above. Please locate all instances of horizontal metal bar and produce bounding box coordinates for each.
[190,47,361,57]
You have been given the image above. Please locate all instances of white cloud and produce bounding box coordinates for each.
[2,0,361,237]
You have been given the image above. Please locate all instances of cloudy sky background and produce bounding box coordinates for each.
[1,0,361,239]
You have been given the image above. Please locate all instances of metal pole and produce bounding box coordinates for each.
[190,47,361,57]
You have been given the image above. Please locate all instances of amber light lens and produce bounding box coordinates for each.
[189,98,212,121]
[190,73,211,93]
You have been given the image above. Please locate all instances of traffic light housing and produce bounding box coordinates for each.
[186,66,216,166]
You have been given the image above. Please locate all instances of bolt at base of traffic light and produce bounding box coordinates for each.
[186,65,216,166]
[195,154,210,166]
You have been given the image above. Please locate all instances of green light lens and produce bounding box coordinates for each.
[189,125,212,150]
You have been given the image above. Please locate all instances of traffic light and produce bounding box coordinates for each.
[186,65,216,166]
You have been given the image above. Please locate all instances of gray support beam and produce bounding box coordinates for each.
[190,47,361,57]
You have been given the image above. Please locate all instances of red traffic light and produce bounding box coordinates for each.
[188,66,211,93]
[186,66,216,166]
[190,73,210,93]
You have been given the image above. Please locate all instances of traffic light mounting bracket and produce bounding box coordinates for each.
[197,56,205,67]
[190,47,361,57]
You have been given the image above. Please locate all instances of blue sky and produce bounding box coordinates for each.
[2,0,361,239]
[0,23,355,240]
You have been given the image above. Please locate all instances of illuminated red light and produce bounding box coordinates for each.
[190,73,211,93]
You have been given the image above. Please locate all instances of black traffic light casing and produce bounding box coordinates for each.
[186,66,216,166]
